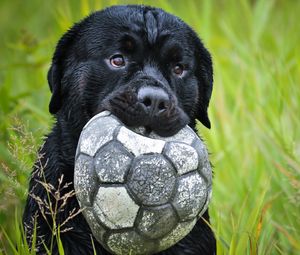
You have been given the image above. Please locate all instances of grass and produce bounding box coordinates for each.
[0,0,299,254]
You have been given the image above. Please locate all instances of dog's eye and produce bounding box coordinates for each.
[173,64,184,76]
[110,55,125,68]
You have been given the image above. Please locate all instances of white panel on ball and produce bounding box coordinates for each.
[164,142,199,175]
[79,116,119,157]
[117,126,165,156]
[93,186,139,229]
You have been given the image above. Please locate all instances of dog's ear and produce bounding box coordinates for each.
[48,63,62,114]
[193,36,213,129]
[47,24,80,114]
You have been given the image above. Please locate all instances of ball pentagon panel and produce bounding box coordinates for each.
[127,154,176,206]
[158,219,197,252]
[136,204,177,239]
[94,141,132,183]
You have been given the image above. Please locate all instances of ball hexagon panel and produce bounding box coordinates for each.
[107,230,156,255]
[79,115,120,157]
[83,207,106,242]
[164,142,199,175]
[117,126,165,156]
[192,138,212,183]
[148,125,196,145]
[172,173,207,221]
[82,110,111,130]
[136,204,177,239]
[158,219,196,252]
[93,186,139,230]
[198,188,212,218]
[74,154,97,207]
[94,141,132,183]
[128,155,176,206]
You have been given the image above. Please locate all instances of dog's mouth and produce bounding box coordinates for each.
[98,86,189,137]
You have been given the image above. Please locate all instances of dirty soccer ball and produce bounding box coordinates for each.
[74,111,212,255]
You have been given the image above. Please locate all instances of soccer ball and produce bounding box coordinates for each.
[74,111,212,255]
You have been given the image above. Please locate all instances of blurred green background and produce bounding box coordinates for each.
[0,0,299,254]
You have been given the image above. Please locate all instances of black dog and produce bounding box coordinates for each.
[23,5,215,255]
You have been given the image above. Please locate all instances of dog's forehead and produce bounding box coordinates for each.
[90,6,188,45]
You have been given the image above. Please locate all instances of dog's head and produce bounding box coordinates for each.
[48,5,213,137]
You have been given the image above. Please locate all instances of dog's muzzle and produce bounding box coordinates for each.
[99,78,189,137]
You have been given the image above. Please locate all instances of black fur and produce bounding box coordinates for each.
[23,5,215,255]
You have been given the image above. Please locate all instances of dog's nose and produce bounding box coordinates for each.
[137,87,169,115]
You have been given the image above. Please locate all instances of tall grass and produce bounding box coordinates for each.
[0,0,299,254]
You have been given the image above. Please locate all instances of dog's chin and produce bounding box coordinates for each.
[96,89,190,137]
